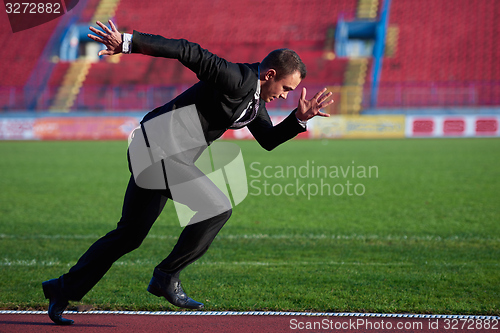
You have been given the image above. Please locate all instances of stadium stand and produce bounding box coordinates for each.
[0,14,61,110]
[60,0,357,111]
[377,0,500,107]
[0,16,59,87]
[2,0,499,112]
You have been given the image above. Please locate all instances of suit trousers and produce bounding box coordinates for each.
[59,175,231,301]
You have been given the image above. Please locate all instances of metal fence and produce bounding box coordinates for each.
[366,82,500,109]
[1,82,500,113]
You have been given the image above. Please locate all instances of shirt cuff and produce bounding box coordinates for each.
[295,115,307,128]
[122,33,133,54]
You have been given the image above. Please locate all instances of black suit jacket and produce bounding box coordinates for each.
[132,31,306,151]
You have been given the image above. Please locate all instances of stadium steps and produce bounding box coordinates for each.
[357,0,378,19]
[341,59,368,114]
[384,25,399,58]
[48,0,122,112]
[49,60,91,112]
[323,26,336,61]
[92,0,121,23]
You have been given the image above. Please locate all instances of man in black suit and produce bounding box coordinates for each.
[42,20,333,325]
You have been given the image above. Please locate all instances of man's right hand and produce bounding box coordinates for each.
[88,20,123,56]
[296,87,333,121]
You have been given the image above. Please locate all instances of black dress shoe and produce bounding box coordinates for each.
[147,269,204,310]
[42,279,74,325]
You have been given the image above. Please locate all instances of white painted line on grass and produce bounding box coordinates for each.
[1,233,499,242]
[2,257,497,267]
[0,258,415,267]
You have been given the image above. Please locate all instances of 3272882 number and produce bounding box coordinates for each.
[5,3,61,14]
[443,318,498,330]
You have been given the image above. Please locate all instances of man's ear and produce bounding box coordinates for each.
[264,69,276,81]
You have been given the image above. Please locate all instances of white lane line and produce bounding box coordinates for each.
[0,310,498,320]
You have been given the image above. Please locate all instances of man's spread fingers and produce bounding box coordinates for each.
[318,92,333,104]
[109,20,118,32]
[89,26,106,37]
[96,21,112,34]
[95,21,105,29]
[88,34,105,44]
[98,49,112,56]
[300,87,307,101]
[313,88,327,101]
[322,99,335,108]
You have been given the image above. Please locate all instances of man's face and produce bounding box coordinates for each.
[260,70,302,103]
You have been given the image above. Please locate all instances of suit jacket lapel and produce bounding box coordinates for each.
[228,63,261,128]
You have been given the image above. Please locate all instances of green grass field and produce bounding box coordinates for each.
[1,138,499,315]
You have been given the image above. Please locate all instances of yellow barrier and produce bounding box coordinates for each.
[310,115,406,139]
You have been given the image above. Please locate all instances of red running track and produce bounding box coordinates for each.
[0,312,497,333]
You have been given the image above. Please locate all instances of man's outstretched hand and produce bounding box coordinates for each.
[296,87,334,121]
[88,20,123,56]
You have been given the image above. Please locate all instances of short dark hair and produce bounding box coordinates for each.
[260,49,307,80]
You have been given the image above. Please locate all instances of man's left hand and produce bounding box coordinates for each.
[296,87,334,121]
[88,20,123,56]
